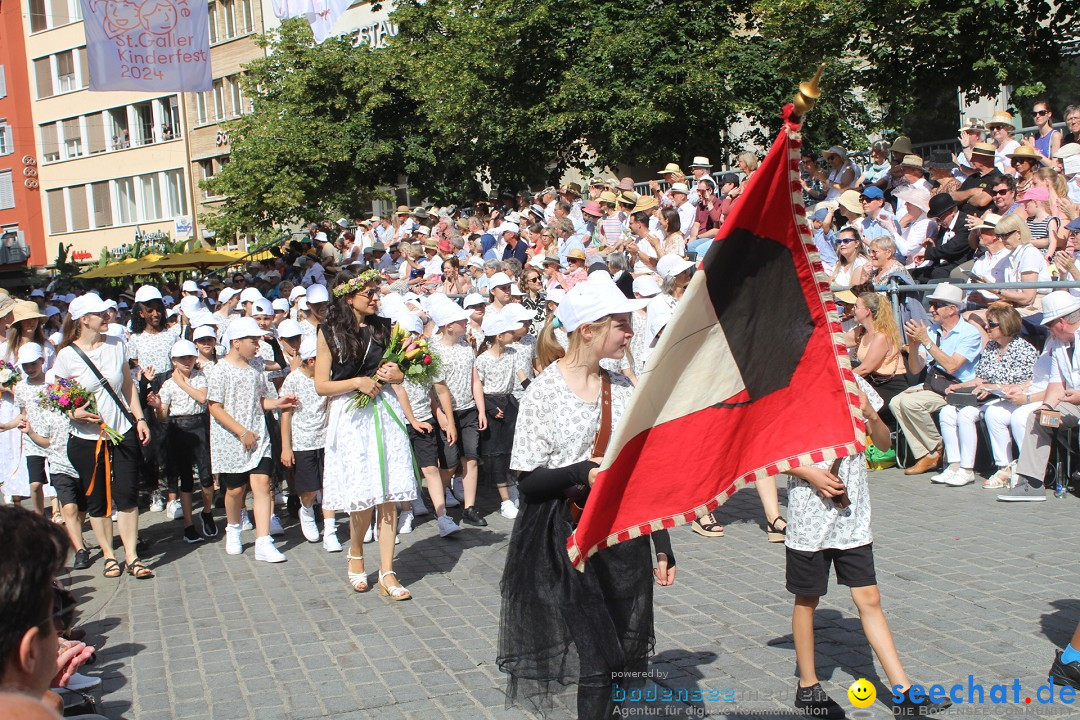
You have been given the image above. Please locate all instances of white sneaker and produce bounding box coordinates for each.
[225,524,243,555]
[930,467,958,484]
[500,500,519,519]
[274,490,286,506]
[298,504,320,542]
[437,514,461,537]
[444,487,460,508]
[411,498,430,516]
[398,509,414,535]
[269,514,284,536]
[240,509,254,531]
[166,499,183,520]
[322,523,342,553]
[254,536,286,563]
[507,484,520,507]
[64,672,102,692]
[149,491,165,512]
[944,468,976,487]
[452,477,465,502]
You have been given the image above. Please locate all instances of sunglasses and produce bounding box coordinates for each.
[836,237,859,244]
[858,196,876,203]
[356,289,378,300]
[992,189,1012,196]
[1033,110,1050,117]
[928,301,950,309]
[986,321,1000,329]
[36,585,76,635]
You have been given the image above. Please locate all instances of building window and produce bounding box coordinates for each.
[28,0,47,32]
[133,102,154,146]
[62,117,82,158]
[159,96,181,139]
[69,185,90,231]
[91,181,112,228]
[86,112,107,154]
[207,1,218,43]
[165,169,187,216]
[55,50,76,93]
[47,189,67,233]
[221,0,236,38]
[212,79,225,120]
[0,122,11,156]
[33,57,53,98]
[0,65,7,99]
[139,173,162,221]
[195,91,209,124]
[115,177,136,225]
[0,171,14,211]
[40,123,60,162]
[229,77,243,117]
[240,0,253,32]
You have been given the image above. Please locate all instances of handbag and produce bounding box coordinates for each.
[567,370,612,524]
[70,343,138,430]
[945,389,985,407]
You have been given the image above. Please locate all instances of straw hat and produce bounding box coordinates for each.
[970,142,997,159]
[1006,145,1050,166]
[898,154,925,170]
[986,111,1016,130]
[10,300,45,324]
[958,118,987,134]
[657,162,684,176]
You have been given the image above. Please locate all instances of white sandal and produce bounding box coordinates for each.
[378,570,411,601]
[983,462,1014,489]
[346,553,369,592]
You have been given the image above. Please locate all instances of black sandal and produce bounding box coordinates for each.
[102,558,122,578]
[691,513,725,537]
[766,516,787,543]
[126,560,154,580]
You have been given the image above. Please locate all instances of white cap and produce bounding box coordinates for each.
[44,306,61,318]
[239,288,263,304]
[47,331,63,347]
[306,284,330,304]
[64,293,76,304]
[218,287,239,304]
[1040,290,1080,324]
[188,310,219,328]
[134,285,163,304]
[528,254,546,269]
[17,342,44,365]
[546,288,566,305]
[277,319,303,338]
[166,308,179,318]
[69,294,110,320]
[647,295,675,343]
[192,326,217,341]
[162,295,176,307]
[30,289,45,298]
[401,291,421,304]
[466,256,485,270]
[415,225,431,237]
[556,274,649,332]
[103,299,118,311]
[396,312,424,336]
[509,283,524,297]
[656,254,695,279]
[462,293,486,309]
[429,299,472,327]
[299,335,318,361]
[632,276,662,297]
[171,339,198,358]
[182,280,199,293]
[297,298,309,311]
[488,272,512,288]
[251,299,274,317]
[498,223,520,235]
[271,298,291,313]
[378,293,407,322]
[179,295,205,317]
[501,303,536,323]
[225,317,265,343]
[314,231,328,243]
[289,285,307,301]
[482,314,523,336]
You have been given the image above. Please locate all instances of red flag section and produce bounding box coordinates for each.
[566,113,866,571]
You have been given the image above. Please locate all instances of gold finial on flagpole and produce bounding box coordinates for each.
[792,63,826,118]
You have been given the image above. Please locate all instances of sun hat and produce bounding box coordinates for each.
[133,285,163,304]
[632,195,659,213]
[225,317,264,342]
[429,300,472,328]
[1055,143,1080,159]
[239,288,263,304]
[824,145,848,160]
[894,186,930,214]
[617,178,636,192]
[837,190,866,216]
[271,298,291,312]
[890,136,913,155]
[509,283,524,297]
[599,190,620,204]
[926,283,964,306]
[556,274,649,333]
[10,300,45,324]
[192,326,217,342]
[487,272,513,288]
[1021,186,1050,203]
[560,183,582,197]
[251,299,273,317]
[1041,291,1080,325]
[689,156,712,169]
[395,312,424,336]
[17,342,43,366]
[481,313,523,337]
[276,319,303,338]
[986,111,1016,130]
[542,254,562,266]
[306,284,330,304]
[657,163,684,176]
[668,182,690,195]
[656,254,695,278]
[898,155,925,170]
[466,256,485,270]
[462,292,486,309]
[582,201,603,218]
[170,339,198,358]
[958,118,987,133]
[973,213,1003,231]
[566,249,587,262]
[632,276,662,298]
[69,294,109,320]
[1007,145,1050,165]
[833,290,859,304]
[619,191,640,206]
[970,142,997,158]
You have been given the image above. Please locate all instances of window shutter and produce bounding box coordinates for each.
[0,171,14,210]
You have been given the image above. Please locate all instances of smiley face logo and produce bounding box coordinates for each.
[847,678,876,708]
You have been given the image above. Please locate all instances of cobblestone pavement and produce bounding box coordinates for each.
[60,466,1079,719]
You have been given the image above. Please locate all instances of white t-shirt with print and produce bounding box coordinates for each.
[206,359,272,474]
[39,412,77,478]
[129,329,179,375]
[53,338,134,441]
[15,380,49,457]
[476,348,519,395]
[158,369,208,417]
[279,369,326,452]
[433,339,476,411]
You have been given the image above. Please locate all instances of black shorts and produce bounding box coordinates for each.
[51,473,83,511]
[785,543,877,597]
[441,407,479,468]
[219,456,274,489]
[408,424,444,469]
[26,455,47,486]
[67,430,142,516]
[293,448,324,494]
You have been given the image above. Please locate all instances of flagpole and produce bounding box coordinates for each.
[790,63,826,123]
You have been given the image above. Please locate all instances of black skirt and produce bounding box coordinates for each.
[481,393,518,457]
[497,497,654,715]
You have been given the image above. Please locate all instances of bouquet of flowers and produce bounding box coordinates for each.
[39,378,124,444]
[0,361,21,390]
[347,323,441,410]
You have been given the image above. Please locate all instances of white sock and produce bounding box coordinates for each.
[324,518,336,532]
[227,522,241,531]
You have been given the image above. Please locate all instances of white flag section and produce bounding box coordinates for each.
[81,0,212,92]
[272,0,353,43]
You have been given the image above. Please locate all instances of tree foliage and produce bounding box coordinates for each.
[206,0,1078,232]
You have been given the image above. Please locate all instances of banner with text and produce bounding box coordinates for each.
[82,0,212,92]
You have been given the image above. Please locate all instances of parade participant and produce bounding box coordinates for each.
[314,269,415,598]
[498,274,674,718]
[280,336,341,552]
[207,318,298,563]
[785,378,950,718]
[299,284,329,338]
[5,300,53,370]
[430,298,488,525]
[146,340,215,542]
[476,313,526,520]
[11,343,52,516]
[53,294,153,579]
[462,293,486,352]
[192,325,220,368]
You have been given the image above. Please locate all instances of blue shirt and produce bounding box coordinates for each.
[813,228,837,269]
[920,318,983,382]
[558,236,587,267]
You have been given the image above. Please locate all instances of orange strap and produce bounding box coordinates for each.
[84,425,112,513]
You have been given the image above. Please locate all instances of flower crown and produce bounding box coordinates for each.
[332,269,382,298]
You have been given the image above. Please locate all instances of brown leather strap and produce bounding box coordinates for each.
[591,371,613,459]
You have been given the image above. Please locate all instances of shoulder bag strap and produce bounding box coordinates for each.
[70,343,138,427]
[590,370,613,459]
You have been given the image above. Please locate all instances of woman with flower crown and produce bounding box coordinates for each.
[313,269,417,600]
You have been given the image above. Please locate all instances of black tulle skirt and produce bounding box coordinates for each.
[497,497,654,717]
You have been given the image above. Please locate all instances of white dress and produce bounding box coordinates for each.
[1,349,29,500]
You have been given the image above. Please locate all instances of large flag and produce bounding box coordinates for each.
[272,0,354,44]
[82,0,212,92]
[566,108,865,570]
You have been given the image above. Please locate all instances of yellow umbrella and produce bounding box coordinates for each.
[104,254,165,277]
[79,258,139,279]
[151,250,239,270]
